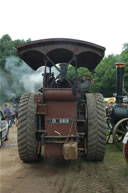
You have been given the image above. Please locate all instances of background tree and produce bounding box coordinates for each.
[120,43,128,94]
[0,34,30,70]
[68,48,128,97]
[0,34,128,105]
[0,34,31,104]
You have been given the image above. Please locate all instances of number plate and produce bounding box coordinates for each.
[48,118,72,124]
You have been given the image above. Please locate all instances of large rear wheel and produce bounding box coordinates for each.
[113,118,128,150]
[17,93,40,162]
[85,93,107,161]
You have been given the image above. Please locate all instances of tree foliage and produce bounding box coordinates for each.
[121,43,128,94]
[0,34,128,105]
[0,34,31,104]
[90,55,117,96]
[0,34,30,70]
[68,48,128,97]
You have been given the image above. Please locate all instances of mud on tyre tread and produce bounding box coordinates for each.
[17,93,39,162]
[86,93,107,161]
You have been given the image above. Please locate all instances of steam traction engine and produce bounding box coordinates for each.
[107,63,128,150]
[17,38,107,162]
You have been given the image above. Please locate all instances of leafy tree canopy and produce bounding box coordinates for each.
[0,34,31,70]
[0,34,128,105]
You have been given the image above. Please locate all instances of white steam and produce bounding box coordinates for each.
[1,56,59,104]
[5,56,44,93]
[20,67,44,93]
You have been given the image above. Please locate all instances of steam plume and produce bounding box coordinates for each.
[0,56,59,105]
[0,56,44,104]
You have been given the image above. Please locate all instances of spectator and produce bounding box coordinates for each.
[4,103,13,127]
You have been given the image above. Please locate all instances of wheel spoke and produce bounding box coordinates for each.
[120,124,126,131]
[115,134,124,142]
[116,129,126,135]
[113,119,128,151]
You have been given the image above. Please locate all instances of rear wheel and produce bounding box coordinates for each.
[113,118,128,150]
[85,93,107,161]
[17,93,40,162]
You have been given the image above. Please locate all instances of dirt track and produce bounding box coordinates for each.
[0,126,128,193]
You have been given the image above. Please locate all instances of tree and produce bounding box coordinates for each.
[67,51,128,97]
[0,34,30,70]
[120,43,128,94]
[0,34,31,105]
[0,34,128,104]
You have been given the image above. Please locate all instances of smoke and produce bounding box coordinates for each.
[0,70,15,97]
[20,66,44,93]
[5,56,33,75]
[0,56,59,105]
[0,56,45,104]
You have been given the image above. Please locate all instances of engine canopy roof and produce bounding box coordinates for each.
[17,38,105,71]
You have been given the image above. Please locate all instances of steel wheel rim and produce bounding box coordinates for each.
[113,118,128,150]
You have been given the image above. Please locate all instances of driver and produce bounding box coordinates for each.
[59,63,68,81]
[56,63,70,88]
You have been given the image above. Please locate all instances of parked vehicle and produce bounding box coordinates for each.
[106,63,128,150]
[0,110,9,147]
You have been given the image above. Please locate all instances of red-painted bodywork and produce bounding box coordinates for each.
[123,141,128,163]
[44,88,77,157]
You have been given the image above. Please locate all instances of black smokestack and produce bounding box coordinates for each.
[115,62,126,104]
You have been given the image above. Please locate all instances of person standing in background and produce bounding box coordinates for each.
[4,103,13,127]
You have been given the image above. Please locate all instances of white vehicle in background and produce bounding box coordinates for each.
[0,110,9,147]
